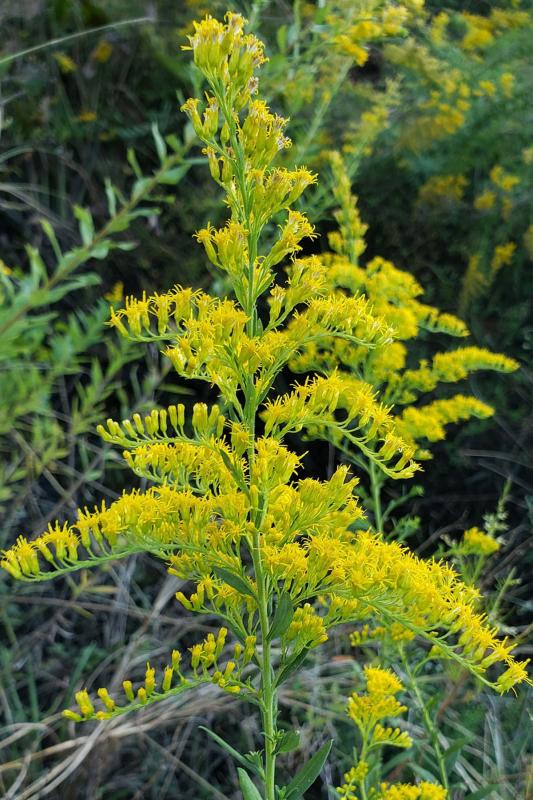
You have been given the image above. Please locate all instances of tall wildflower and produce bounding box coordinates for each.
[1,13,529,799]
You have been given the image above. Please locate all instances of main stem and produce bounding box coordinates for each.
[219,84,278,799]
[369,460,383,532]
[246,387,277,799]
[254,536,277,799]
[402,655,449,791]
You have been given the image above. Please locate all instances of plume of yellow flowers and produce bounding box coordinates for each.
[290,150,518,470]
[1,12,529,799]
[338,666,446,800]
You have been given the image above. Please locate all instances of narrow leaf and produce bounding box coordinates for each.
[199,726,260,775]
[268,592,294,641]
[237,768,263,800]
[127,147,143,179]
[275,648,310,687]
[213,567,256,599]
[104,178,117,216]
[152,122,167,161]
[73,205,95,245]
[276,730,300,754]
[465,786,501,800]
[285,739,333,799]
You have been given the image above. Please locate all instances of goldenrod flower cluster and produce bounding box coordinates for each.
[386,6,529,150]
[328,0,420,68]
[460,527,500,557]
[338,667,446,800]
[289,150,518,463]
[63,630,245,723]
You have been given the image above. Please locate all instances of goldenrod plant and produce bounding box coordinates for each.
[2,13,530,800]
[290,149,518,532]
[376,2,533,315]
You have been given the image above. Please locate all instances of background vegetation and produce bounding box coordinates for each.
[1,1,531,798]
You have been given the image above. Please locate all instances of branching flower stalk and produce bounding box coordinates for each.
[2,13,530,800]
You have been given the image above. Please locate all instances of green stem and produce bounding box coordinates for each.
[213,76,278,800]
[402,654,449,791]
[369,460,383,532]
[253,536,277,800]
[357,734,369,800]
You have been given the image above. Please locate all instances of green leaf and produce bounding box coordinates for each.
[465,786,501,800]
[199,727,260,775]
[127,147,143,179]
[276,25,287,53]
[158,165,189,185]
[40,220,62,260]
[268,592,294,641]
[276,730,300,754]
[152,122,167,161]
[73,206,95,245]
[275,648,310,687]
[444,736,471,770]
[284,739,333,799]
[237,768,263,800]
[104,178,117,216]
[213,567,256,599]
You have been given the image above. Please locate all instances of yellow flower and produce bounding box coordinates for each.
[53,52,77,73]
[77,110,98,123]
[474,190,496,211]
[419,174,467,204]
[491,242,516,273]
[476,80,496,98]
[500,72,515,97]
[461,527,500,556]
[104,281,124,302]
[490,166,519,192]
[91,40,113,63]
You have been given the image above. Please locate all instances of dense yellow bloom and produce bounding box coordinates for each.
[461,527,500,556]
[346,666,411,740]
[398,395,494,449]
[491,242,516,273]
[474,190,496,211]
[376,782,447,800]
[418,174,467,204]
[490,166,519,193]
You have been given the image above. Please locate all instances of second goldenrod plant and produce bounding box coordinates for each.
[2,13,529,800]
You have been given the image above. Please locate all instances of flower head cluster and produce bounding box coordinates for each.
[289,151,519,464]
[460,527,500,557]
[337,667,443,800]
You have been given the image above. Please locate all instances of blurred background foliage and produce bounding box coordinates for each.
[0,0,531,798]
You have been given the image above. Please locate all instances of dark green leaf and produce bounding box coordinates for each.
[158,165,189,185]
[213,567,256,599]
[464,786,501,800]
[73,206,95,245]
[152,122,167,161]
[268,593,294,641]
[444,736,471,770]
[127,147,143,179]
[199,727,260,775]
[238,768,263,800]
[276,730,300,754]
[285,739,333,799]
[275,648,310,687]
